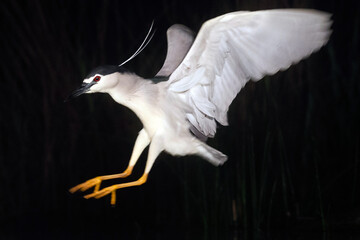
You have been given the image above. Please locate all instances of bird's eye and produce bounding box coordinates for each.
[93,76,101,82]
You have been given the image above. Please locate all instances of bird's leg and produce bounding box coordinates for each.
[69,129,150,194]
[84,136,163,205]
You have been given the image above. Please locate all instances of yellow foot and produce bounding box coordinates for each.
[69,167,133,194]
[69,176,102,193]
[84,174,148,205]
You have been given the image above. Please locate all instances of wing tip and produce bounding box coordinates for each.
[168,24,195,36]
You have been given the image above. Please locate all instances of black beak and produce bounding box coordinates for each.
[64,82,96,102]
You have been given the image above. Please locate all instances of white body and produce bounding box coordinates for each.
[100,73,226,167]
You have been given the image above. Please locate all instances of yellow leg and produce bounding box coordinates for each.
[69,166,133,194]
[70,129,150,194]
[70,130,161,206]
[84,173,148,205]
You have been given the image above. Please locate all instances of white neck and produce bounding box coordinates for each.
[107,73,159,124]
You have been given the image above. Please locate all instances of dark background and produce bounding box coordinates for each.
[1,0,359,239]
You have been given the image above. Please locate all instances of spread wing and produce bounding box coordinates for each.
[167,9,332,137]
[156,24,195,77]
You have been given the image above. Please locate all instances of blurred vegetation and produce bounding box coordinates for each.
[0,0,359,239]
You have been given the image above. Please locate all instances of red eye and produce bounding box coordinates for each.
[93,76,101,82]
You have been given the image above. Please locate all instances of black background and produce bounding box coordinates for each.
[1,0,359,239]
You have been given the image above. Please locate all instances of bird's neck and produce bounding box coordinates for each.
[107,73,158,114]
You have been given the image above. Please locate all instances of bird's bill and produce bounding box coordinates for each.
[64,82,95,102]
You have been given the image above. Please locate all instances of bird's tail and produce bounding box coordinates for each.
[197,143,228,166]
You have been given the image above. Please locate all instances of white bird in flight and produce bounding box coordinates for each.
[67,9,332,205]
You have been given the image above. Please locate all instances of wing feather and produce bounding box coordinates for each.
[167,9,332,137]
[156,24,195,77]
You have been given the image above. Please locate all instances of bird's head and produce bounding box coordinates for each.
[65,65,130,101]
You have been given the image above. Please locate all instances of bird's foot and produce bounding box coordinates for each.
[69,176,103,193]
[84,174,148,205]
[69,167,133,194]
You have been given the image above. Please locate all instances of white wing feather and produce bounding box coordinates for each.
[156,24,195,77]
[167,9,332,137]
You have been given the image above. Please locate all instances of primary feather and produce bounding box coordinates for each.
[166,9,332,137]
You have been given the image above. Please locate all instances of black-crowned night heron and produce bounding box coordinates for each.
[67,9,332,205]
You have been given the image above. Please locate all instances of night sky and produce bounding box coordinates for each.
[1,0,359,239]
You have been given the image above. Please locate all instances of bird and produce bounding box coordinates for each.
[66,9,332,205]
